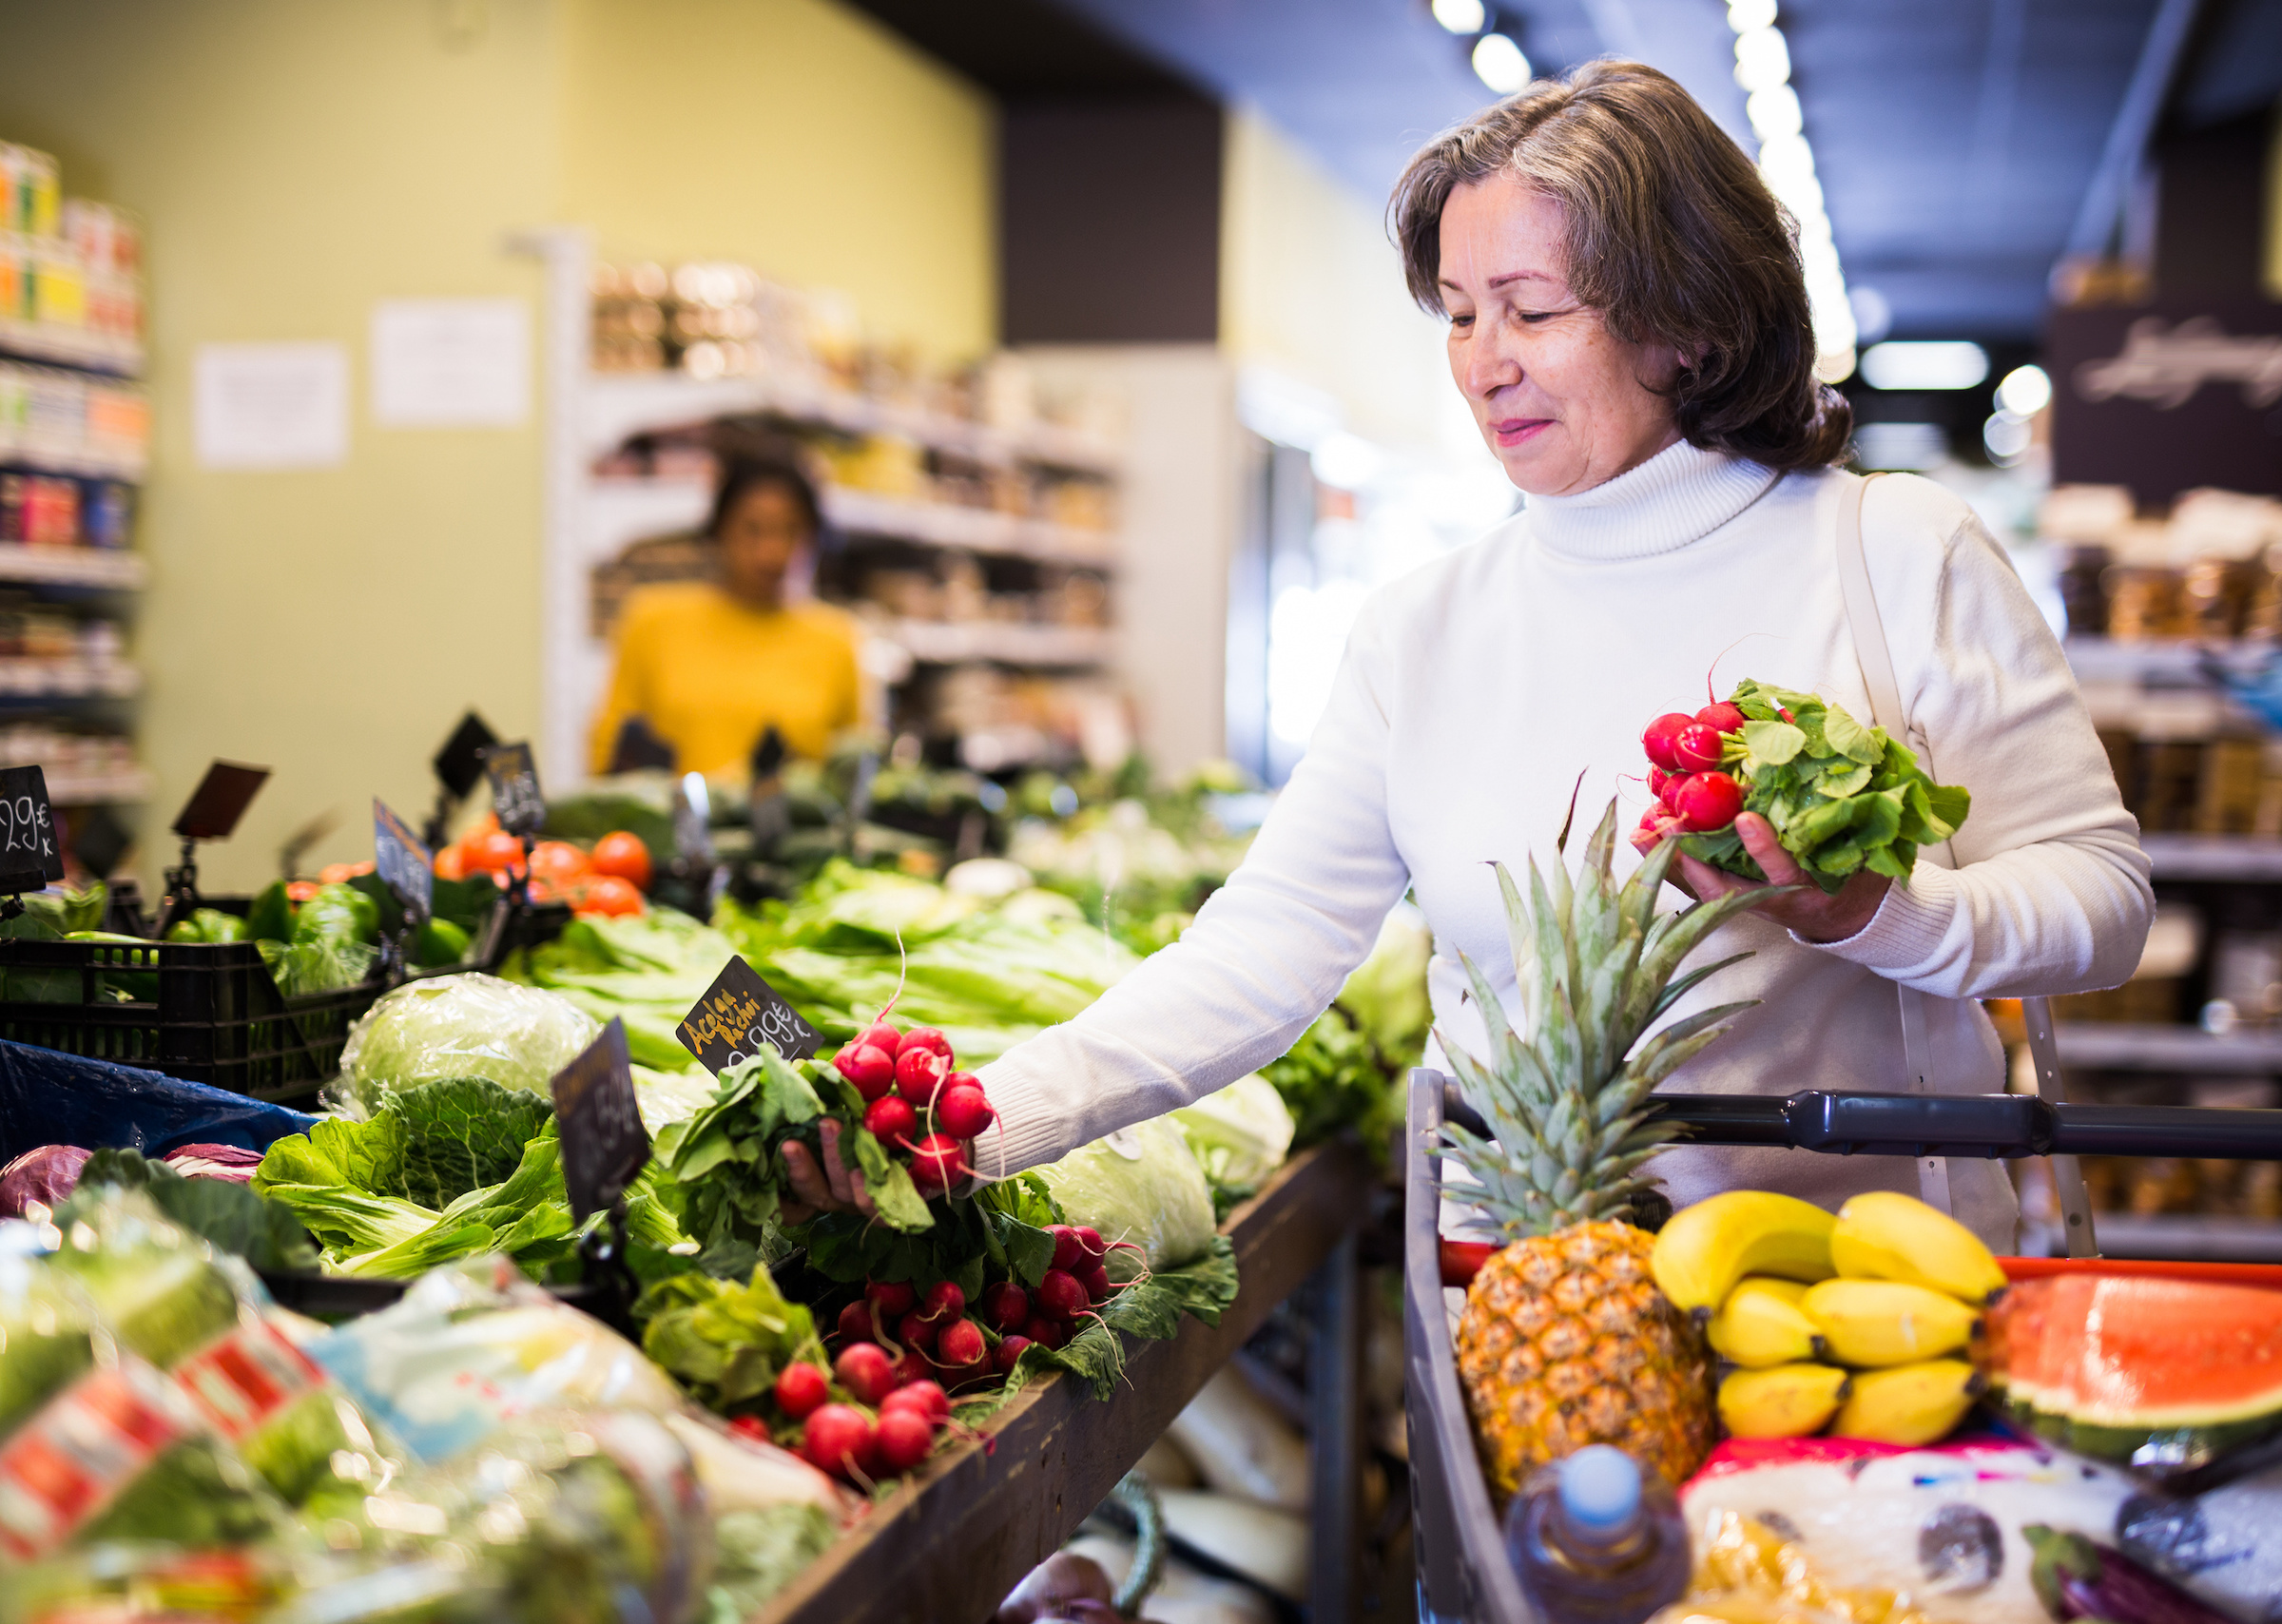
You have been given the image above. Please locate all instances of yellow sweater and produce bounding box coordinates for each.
[590,585,862,776]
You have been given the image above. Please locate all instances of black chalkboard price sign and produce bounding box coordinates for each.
[0,766,66,893]
[678,957,823,1073]
[551,1017,648,1223]
[479,742,546,838]
[372,798,433,923]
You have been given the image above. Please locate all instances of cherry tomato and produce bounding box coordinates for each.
[590,830,653,892]
[577,875,644,918]
[463,828,526,876]
[528,841,591,887]
[433,843,467,880]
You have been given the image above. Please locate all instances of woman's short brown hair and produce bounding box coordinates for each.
[1390,59,1851,473]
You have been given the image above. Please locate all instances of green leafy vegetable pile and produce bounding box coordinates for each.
[1680,680,1971,894]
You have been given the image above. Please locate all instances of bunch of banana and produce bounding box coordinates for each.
[1652,1189,2002,1447]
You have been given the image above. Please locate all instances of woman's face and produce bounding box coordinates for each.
[718,482,811,609]
[1440,174,1685,497]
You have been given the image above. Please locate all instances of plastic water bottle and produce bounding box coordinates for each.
[1502,1445,1690,1624]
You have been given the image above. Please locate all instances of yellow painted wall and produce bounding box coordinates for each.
[560,0,996,363]
[1219,107,1474,459]
[0,0,997,893]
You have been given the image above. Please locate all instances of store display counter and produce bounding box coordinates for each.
[753,1139,1374,1624]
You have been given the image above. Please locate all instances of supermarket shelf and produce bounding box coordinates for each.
[581,370,1122,474]
[2063,636,2275,684]
[2079,1213,2282,1264]
[756,1142,1371,1624]
[884,619,1112,667]
[2141,833,2282,881]
[828,488,1114,566]
[2056,1020,2282,1073]
[35,767,151,805]
[0,440,146,482]
[0,660,138,700]
[0,318,143,377]
[0,545,145,590]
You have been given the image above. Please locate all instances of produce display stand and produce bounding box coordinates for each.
[754,1139,1376,1624]
[1403,1066,2282,1624]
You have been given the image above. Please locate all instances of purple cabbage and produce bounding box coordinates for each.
[0,1144,91,1217]
[163,1143,263,1183]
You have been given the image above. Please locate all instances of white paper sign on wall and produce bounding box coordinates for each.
[194,341,350,470]
[370,298,530,428]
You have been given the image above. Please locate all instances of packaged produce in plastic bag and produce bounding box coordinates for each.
[38,1186,398,1519]
[272,1407,712,1624]
[1036,1114,1214,1273]
[1171,1074,1292,1198]
[302,1253,683,1463]
[338,972,599,1112]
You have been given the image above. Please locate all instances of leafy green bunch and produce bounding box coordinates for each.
[1680,680,1971,895]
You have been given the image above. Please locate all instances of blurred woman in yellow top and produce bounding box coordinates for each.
[590,456,863,776]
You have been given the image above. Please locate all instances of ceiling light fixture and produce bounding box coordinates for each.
[1472,31,1532,93]
[1727,0,1778,29]
[1432,0,1487,34]
[1731,26,1791,93]
[1996,363,2053,416]
[1728,5,1854,380]
[1860,340,1992,391]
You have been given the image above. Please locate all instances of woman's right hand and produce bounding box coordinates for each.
[780,1117,875,1222]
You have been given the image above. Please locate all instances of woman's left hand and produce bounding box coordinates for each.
[1633,811,1890,943]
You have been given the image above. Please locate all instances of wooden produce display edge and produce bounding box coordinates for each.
[753,1139,1375,1624]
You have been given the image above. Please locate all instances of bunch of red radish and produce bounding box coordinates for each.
[748,1367,955,1482]
[1640,697,1748,837]
[831,1019,997,1192]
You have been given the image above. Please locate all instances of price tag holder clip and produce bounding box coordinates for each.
[372,798,433,985]
[426,710,498,850]
[551,1017,648,1339]
[0,765,67,919]
[159,760,269,932]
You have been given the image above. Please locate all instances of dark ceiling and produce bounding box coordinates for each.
[854,0,2281,346]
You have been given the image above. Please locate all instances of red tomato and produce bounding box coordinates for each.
[463,829,526,876]
[284,880,320,903]
[577,875,644,918]
[318,860,375,884]
[528,841,591,887]
[590,830,653,893]
[433,843,467,881]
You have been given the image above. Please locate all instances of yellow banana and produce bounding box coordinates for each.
[1717,1363,1851,1439]
[1800,1278,1982,1367]
[1830,1358,1984,1446]
[1829,1190,2008,1305]
[1707,1277,1828,1368]
[1651,1190,1837,1312]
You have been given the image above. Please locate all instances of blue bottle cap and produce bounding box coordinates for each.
[1558,1445,1642,1533]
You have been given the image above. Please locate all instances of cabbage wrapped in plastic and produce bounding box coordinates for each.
[338,973,599,1112]
[1171,1074,1294,1198]
[1036,1115,1215,1275]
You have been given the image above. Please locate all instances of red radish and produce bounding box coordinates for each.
[922,1281,966,1323]
[1642,712,1695,770]
[936,1317,986,1367]
[896,1047,950,1106]
[994,1335,1033,1374]
[1035,1268,1088,1320]
[1047,1225,1084,1272]
[908,1132,968,1192]
[881,1380,949,1422]
[1697,701,1748,733]
[1650,766,1688,806]
[857,1020,904,1058]
[1672,723,1725,773]
[1024,1316,1067,1350]
[874,1406,936,1473]
[1673,771,1744,833]
[865,1279,917,1318]
[774,1362,828,1421]
[1637,807,1670,837]
[936,1084,996,1140]
[864,1094,919,1143]
[897,1311,939,1352]
[944,1358,993,1389]
[728,1415,770,1442]
[1073,1227,1108,1262]
[834,1043,896,1102]
[1077,1262,1112,1304]
[802,1405,875,1479]
[900,1028,953,1062]
[892,1348,931,1387]
[836,1301,877,1344]
[835,1343,897,1405]
[982,1281,1030,1332]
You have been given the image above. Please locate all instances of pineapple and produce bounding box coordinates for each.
[1441,799,1764,1505]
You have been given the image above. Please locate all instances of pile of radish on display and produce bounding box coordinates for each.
[1640,699,1749,837]
[831,1020,999,1192]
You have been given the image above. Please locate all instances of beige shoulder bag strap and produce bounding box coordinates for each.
[1833,474,2098,1253]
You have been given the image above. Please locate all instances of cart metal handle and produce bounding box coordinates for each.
[1442,1083,2282,1162]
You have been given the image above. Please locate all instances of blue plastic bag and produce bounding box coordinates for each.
[0,1039,317,1163]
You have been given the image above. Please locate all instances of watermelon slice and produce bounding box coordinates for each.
[1982,1275,2282,1471]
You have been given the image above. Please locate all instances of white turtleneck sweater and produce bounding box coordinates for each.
[977,442,2154,1246]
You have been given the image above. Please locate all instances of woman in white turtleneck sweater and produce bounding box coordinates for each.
[783,63,2153,1247]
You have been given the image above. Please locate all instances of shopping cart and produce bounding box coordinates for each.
[1402,1009,2282,1624]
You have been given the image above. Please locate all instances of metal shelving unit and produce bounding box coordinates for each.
[2055,1019,2282,1073]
